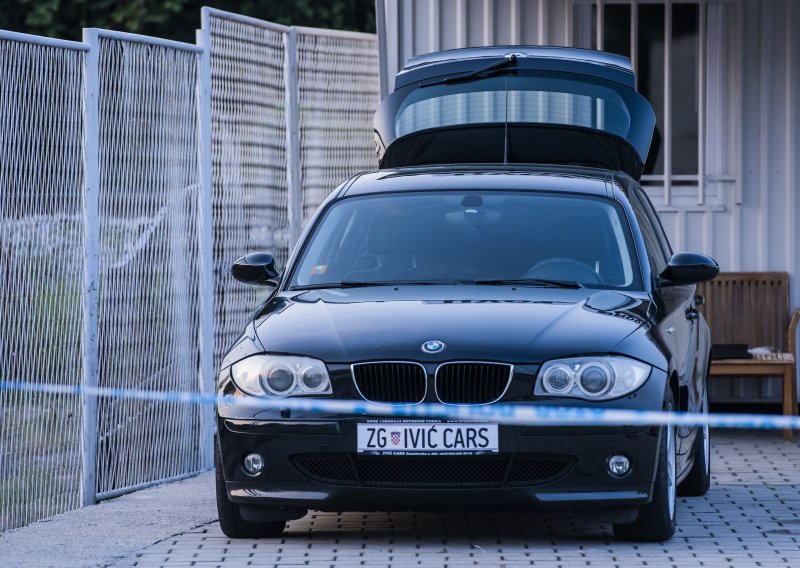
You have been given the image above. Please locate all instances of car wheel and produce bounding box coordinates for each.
[215,442,286,539]
[679,394,711,497]
[613,391,677,542]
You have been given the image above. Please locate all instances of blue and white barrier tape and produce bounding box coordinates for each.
[1,379,798,431]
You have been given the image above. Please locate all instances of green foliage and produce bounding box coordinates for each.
[239,0,375,32]
[0,0,375,43]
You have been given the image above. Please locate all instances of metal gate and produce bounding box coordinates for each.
[0,11,379,532]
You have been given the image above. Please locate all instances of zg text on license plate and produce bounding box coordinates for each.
[357,422,499,455]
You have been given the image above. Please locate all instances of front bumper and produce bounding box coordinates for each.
[217,416,661,515]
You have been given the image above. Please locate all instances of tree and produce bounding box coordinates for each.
[1,0,375,43]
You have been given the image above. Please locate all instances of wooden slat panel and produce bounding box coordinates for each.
[698,271,790,350]
[780,277,789,349]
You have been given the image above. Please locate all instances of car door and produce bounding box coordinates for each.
[632,187,699,457]
[627,186,677,352]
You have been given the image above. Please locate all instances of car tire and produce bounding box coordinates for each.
[215,442,286,539]
[679,394,711,497]
[613,391,677,542]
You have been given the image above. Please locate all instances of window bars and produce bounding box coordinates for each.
[575,0,740,210]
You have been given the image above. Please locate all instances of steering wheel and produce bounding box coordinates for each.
[524,257,604,285]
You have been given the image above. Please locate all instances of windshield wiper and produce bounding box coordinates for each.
[471,278,583,289]
[290,280,459,291]
[419,54,519,88]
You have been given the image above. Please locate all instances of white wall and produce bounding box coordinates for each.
[378,0,575,93]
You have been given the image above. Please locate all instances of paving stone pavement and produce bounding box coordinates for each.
[110,431,800,568]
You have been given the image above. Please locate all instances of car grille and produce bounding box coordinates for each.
[352,362,426,403]
[291,453,574,487]
[435,362,512,404]
[354,455,509,486]
[506,454,576,486]
[290,454,357,484]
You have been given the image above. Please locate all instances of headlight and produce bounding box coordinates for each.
[535,356,651,401]
[231,355,332,397]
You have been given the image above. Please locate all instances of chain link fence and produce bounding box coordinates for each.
[201,9,380,367]
[92,32,206,500]
[0,12,379,532]
[0,32,87,532]
[296,27,381,224]
[201,12,291,367]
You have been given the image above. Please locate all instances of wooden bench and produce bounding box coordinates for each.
[698,272,799,441]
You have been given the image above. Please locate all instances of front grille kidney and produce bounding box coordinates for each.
[435,362,512,404]
[352,362,426,403]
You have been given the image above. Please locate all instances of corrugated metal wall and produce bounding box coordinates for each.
[377,0,800,401]
[378,0,575,93]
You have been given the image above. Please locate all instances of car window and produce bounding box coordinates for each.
[291,191,641,290]
[396,75,633,140]
[636,187,674,258]
[628,189,668,276]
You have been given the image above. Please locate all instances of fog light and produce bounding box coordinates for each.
[243,453,264,476]
[607,455,631,477]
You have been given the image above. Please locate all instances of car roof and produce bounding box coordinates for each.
[340,165,616,199]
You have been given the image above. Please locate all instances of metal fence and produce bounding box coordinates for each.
[0,12,379,532]
[0,30,87,532]
[295,27,381,224]
[89,30,206,500]
[200,11,291,369]
[200,8,380,368]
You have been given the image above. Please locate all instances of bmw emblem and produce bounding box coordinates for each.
[421,340,446,354]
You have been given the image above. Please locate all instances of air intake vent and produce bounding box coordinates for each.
[291,453,575,487]
[507,455,576,485]
[354,454,509,487]
[291,454,356,485]
[435,362,512,404]
[352,362,427,403]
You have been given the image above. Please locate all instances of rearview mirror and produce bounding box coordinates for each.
[658,252,719,286]
[231,252,280,286]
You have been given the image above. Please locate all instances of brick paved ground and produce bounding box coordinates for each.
[112,431,800,568]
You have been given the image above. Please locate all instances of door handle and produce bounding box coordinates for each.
[685,308,699,321]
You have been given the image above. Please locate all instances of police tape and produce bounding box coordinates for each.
[1,379,799,431]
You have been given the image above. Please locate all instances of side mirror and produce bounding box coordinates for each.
[231,252,280,286]
[658,252,719,286]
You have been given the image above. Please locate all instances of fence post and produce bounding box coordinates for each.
[196,14,217,470]
[80,28,101,507]
[284,27,302,246]
[375,0,389,99]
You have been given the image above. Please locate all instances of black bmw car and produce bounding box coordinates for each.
[215,47,718,542]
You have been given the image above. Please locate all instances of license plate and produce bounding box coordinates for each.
[356,421,499,455]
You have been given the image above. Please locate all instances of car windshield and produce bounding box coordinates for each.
[290,191,641,290]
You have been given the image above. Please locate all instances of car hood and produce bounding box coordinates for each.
[251,286,653,364]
